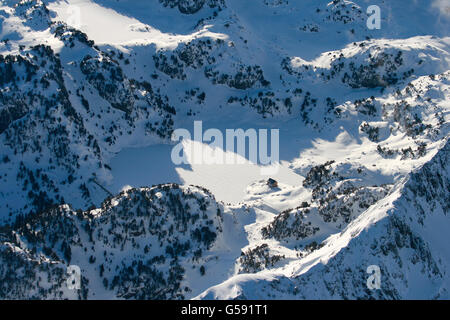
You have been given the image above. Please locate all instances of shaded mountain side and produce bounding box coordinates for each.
[0,184,224,299]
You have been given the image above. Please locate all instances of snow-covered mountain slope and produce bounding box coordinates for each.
[0,0,449,299]
[0,184,230,299]
[198,139,450,300]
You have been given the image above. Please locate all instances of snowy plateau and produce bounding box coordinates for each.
[0,0,449,300]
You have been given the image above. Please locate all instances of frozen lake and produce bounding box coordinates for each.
[110,139,303,204]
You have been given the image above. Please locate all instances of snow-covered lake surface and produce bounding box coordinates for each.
[108,113,412,205]
[110,139,303,204]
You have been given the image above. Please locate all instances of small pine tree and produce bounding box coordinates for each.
[199,265,206,276]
